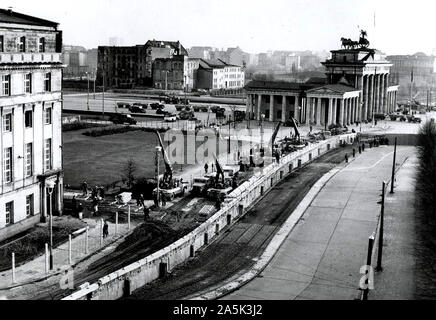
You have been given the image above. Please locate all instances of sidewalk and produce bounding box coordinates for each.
[223,145,416,300]
[0,213,139,295]
[370,155,418,299]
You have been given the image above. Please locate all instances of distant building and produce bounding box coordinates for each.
[153,55,187,90]
[285,54,301,71]
[0,9,63,241]
[188,46,213,60]
[97,40,188,88]
[387,52,436,102]
[196,59,245,90]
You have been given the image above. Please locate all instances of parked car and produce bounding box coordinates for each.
[129,106,146,113]
[164,114,177,122]
[117,102,131,109]
[109,114,137,125]
[150,102,164,110]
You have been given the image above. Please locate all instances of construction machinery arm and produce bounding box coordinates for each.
[213,154,225,185]
[156,131,174,183]
[290,117,300,140]
[270,121,282,147]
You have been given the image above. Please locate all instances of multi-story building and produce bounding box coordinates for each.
[0,8,63,241]
[246,36,399,126]
[387,52,436,102]
[153,55,187,90]
[97,40,188,88]
[196,59,245,90]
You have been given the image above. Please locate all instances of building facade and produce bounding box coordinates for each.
[97,40,188,88]
[246,39,399,127]
[153,55,187,90]
[0,9,63,241]
[387,53,436,103]
[196,59,245,90]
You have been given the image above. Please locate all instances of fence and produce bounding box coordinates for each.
[5,210,134,287]
[62,133,357,300]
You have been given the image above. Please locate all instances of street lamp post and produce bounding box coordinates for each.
[46,180,55,270]
[155,146,162,208]
[86,72,90,111]
[260,113,265,152]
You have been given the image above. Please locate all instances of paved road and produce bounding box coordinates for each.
[124,143,361,300]
[222,145,415,300]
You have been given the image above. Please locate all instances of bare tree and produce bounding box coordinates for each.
[121,158,137,189]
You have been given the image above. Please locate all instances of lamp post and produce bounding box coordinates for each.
[93,69,96,100]
[260,113,265,152]
[86,72,90,111]
[46,180,55,270]
[155,146,162,208]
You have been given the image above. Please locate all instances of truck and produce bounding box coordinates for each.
[153,178,189,200]
[191,177,213,196]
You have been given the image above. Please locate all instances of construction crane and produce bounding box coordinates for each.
[289,117,301,143]
[269,121,283,148]
[156,130,174,184]
[213,154,225,186]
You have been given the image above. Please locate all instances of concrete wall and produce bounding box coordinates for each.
[63,133,357,300]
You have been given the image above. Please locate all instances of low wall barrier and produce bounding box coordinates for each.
[63,133,357,300]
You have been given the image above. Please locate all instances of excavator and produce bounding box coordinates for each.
[207,154,236,200]
[152,131,189,200]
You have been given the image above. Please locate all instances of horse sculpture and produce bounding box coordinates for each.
[341,30,370,49]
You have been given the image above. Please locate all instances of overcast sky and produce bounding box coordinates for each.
[7,0,436,55]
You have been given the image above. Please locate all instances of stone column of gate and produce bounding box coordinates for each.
[316,97,322,125]
[257,93,261,120]
[305,97,311,125]
[364,75,369,121]
[376,74,381,114]
[379,74,384,114]
[332,98,337,124]
[269,95,274,121]
[355,96,359,123]
[295,95,300,123]
[343,98,348,125]
[281,95,286,122]
[339,98,344,126]
[368,75,374,119]
[327,98,333,126]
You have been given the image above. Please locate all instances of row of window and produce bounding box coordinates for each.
[0,35,45,53]
[2,139,52,184]
[1,73,52,96]
[2,106,52,133]
[4,194,34,226]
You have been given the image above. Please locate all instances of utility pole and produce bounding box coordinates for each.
[390,137,397,194]
[102,67,105,117]
[155,146,161,208]
[93,69,96,100]
[86,72,90,111]
[376,181,386,271]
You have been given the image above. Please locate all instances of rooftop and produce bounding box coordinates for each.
[0,8,58,28]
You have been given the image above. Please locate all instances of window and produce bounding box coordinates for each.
[38,38,45,52]
[1,74,10,96]
[44,107,52,125]
[24,73,32,93]
[5,202,14,225]
[25,143,33,177]
[44,73,51,92]
[25,110,32,128]
[26,194,34,217]
[44,138,52,171]
[0,35,3,52]
[3,113,12,132]
[3,147,13,183]
[19,36,26,52]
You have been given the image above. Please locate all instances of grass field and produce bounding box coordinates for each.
[63,128,232,188]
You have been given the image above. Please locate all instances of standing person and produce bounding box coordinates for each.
[204,163,209,174]
[143,206,150,221]
[82,181,88,196]
[92,197,99,215]
[71,196,77,216]
[211,163,215,172]
[103,221,109,238]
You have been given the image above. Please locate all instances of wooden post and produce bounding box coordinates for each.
[128,205,131,231]
[115,212,119,235]
[100,219,103,246]
[11,252,16,284]
[45,243,49,274]
[85,226,89,255]
[363,235,375,300]
[68,234,72,265]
